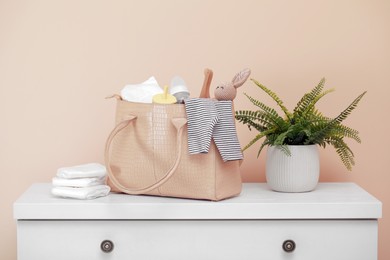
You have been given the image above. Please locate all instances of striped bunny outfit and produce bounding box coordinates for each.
[185,98,243,162]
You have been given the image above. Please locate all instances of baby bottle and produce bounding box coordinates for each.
[170,76,190,104]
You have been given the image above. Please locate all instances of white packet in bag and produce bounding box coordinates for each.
[121,76,163,103]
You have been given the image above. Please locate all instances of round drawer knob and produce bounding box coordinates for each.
[101,240,114,253]
[282,240,296,253]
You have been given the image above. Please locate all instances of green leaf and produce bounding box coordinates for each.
[329,124,361,143]
[243,94,289,130]
[326,137,355,171]
[257,140,270,158]
[244,94,281,118]
[301,88,335,117]
[250,79,292,121]
[293,78,326,116]
[306,91,366,145]
[332,91,367,124]
[242,128,276,151]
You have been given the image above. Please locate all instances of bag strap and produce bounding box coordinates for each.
[104,115,187,194]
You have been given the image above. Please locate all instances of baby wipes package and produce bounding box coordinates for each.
[121,76,163,103]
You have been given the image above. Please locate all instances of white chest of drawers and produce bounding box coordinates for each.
[14,183,381,260]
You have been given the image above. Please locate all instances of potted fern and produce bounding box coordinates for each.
[235,78,366,192]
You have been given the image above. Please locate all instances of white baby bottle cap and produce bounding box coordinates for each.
[170,76,190,95]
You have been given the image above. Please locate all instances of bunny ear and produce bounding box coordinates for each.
[232,68,251,89]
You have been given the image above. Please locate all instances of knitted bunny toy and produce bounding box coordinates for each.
[214,68,251,101]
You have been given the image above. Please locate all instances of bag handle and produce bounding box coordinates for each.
[104,115,187,194]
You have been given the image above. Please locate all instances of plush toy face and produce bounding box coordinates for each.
[214,83,237,101]
[214,68,251,101]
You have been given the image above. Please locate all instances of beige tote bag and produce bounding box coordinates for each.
[104,96,242,201]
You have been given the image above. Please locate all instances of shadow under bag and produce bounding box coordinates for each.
[105,96,242,201]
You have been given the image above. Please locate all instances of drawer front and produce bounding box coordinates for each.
[17,220,377,260]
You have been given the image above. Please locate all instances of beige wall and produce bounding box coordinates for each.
[1,0,389,259]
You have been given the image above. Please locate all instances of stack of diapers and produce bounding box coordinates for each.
[51,163,111,199]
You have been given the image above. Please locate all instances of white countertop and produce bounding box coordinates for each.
[13,183,382,220]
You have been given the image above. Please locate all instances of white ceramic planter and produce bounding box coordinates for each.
[266,145,320,192]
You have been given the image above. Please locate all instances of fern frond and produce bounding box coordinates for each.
[326,137,355,171]
[329,124,361,143]
[304,120,330,145]
[332,91,367,124]
[240,119,267,132]
[243,94,289,130]
[305,91,366,145]
[244,93,280,119]
[235,110,272,128]
[275,125,298,145]
[274,131,288,145]
[257,139,271,158]
[242,128,276,151]
[302,88,335,117]
[250,79,292,120]
[305,108,329,122]
[293,78,326,116]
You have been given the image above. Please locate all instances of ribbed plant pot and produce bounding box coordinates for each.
[266,145,320,192]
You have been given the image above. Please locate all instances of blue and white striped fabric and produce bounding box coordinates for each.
[185,98,243,162]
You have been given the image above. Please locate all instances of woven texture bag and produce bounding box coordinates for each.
[105,96,242,201]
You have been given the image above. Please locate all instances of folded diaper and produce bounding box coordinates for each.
[51,185,111,200]
[56,163,107,179]
[121,76,163,103]
[52,176,106,188]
